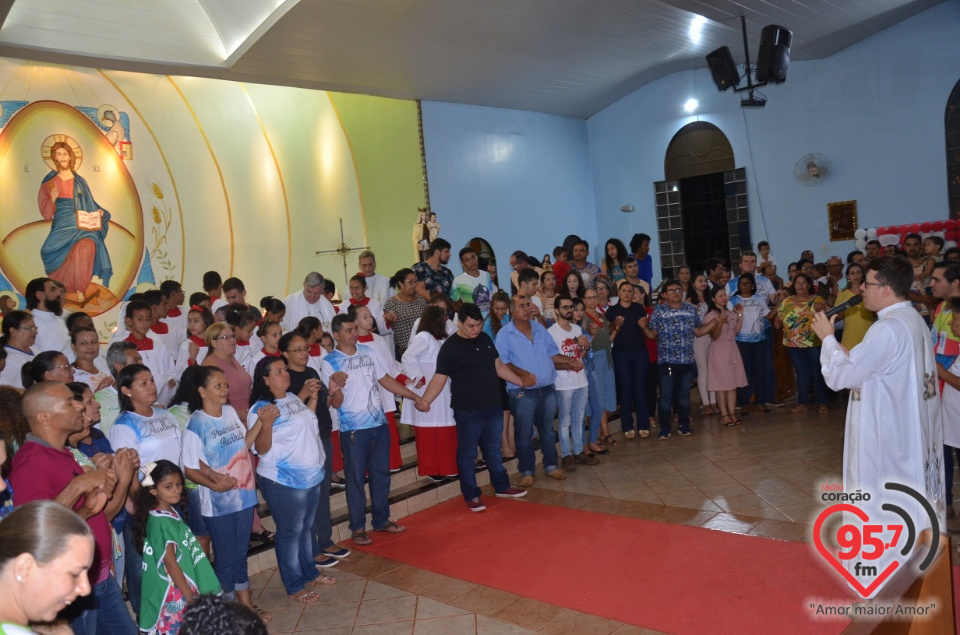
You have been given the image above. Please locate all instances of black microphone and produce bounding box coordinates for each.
[824,294,863,319]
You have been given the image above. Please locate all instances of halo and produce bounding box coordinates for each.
[96,103,119,128]
[42,134,83,171]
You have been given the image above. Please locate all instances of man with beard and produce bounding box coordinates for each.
[38,141,113,303]
[413,238,454,300]
[25,277,69,353]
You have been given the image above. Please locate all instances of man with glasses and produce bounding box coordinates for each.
[639,280,713,438]
[548,294,598,470]
[813,256,944,598]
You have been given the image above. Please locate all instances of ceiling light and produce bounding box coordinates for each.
[688,15,706,44]
[683,99,699,113]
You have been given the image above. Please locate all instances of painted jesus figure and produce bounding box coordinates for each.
[37,140,113,301]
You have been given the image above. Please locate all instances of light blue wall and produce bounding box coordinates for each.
[421,101,597,273]
[588,1,960,276]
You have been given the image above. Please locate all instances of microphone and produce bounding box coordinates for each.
[824,294,863,319]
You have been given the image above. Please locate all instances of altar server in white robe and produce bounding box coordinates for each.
[401,307,458,481]
[282,272,336,334]
[813,256,944,598]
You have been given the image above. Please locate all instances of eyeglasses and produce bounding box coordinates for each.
[216,334,236,341]
[287,347,310,353]
[50,364,72,371]
[17,325,38,332]
[665,289,683,294]
[862,282,887,288]
[557,304,574,310]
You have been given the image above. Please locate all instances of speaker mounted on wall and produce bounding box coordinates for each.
[755,25,792,84]
[706,46,740,92]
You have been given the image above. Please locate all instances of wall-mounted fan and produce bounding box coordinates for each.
[794,153,831,186]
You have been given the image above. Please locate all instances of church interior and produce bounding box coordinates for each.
[1,0,958,632]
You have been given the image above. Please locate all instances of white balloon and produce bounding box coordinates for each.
[854,229,866,240]
[855,239,866,250]
[947,241,957,250]
[866,228,878,240]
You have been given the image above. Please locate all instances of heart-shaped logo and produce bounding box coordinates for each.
[813,503,900,598]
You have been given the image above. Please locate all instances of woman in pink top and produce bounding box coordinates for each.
[201,322,252,421]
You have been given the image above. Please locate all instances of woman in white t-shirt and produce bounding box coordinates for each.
[181,366,267,620]
[70,326,112,393]
[247,357,335,603]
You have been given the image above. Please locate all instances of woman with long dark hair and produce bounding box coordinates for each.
[247,357,332,603]
[21,350,74,388]
[601,238,628,284]
[703,285,747,426]
[401,306,457,482]
[687,273,717,414]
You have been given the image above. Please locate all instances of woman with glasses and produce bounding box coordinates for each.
[0,311,36,389]
[21,350,74,388]
[834,263,875,349]
[202,322,252,422]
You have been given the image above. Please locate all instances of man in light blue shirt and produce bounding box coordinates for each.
[495,294,582,487]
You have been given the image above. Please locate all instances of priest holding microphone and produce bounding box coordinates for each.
[811,256,944,598]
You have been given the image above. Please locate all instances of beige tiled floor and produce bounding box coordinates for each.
[261,405,852,633]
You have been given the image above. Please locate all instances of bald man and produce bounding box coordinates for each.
[11,382,138,633]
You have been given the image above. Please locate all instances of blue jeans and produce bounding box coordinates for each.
[945,445,960,506]
[763,332,777,402]
[185,486,210,537]
[205,505,256,597]
[736,340,767,408]
[508,385,559,476]
[69,574,138,635]
[557,387,588,456]
[341,425,391,532]
[788,347,827,405]
[258,475,321,595]
[454,406,511,501]
[657,363,695,436]
[312,436,336,556]
[612,348,649,433]
[123,522,142,617]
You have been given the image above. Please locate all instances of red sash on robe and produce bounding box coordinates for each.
[124,334,155,351]
[150,322,169,335]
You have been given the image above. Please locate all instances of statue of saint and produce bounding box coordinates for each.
[413,208,430,262]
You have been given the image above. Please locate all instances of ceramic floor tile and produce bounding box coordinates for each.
[539,610,622,635]
[264,606,303,633]
[296,601,361,629]
[362,580,415,601]
[416,596,473,619]
[475,614,538,634]
[351,622,414,634]
[355,595,418,625]
[413,613,478,634]
[449,585,521,616]
[490,598,569,631]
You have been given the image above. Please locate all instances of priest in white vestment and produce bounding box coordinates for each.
[282,272,336,334]
[813,256,944,598]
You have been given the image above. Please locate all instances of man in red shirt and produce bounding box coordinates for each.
[12,381,137,633]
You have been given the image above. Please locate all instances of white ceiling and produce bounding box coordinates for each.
[0,0,944,118]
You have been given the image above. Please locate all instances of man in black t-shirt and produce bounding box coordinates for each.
[421,304,533,512]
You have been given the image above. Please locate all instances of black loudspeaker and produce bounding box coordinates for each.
[755,25,792,84]
[706,47,740,92]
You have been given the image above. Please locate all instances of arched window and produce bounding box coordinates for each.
[946,79,960,219]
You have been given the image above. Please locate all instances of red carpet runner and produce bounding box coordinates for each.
[356,498,857,634]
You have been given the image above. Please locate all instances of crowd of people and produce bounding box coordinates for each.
[1,228,959,632]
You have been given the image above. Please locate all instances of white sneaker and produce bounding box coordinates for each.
[639,430,650,438]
